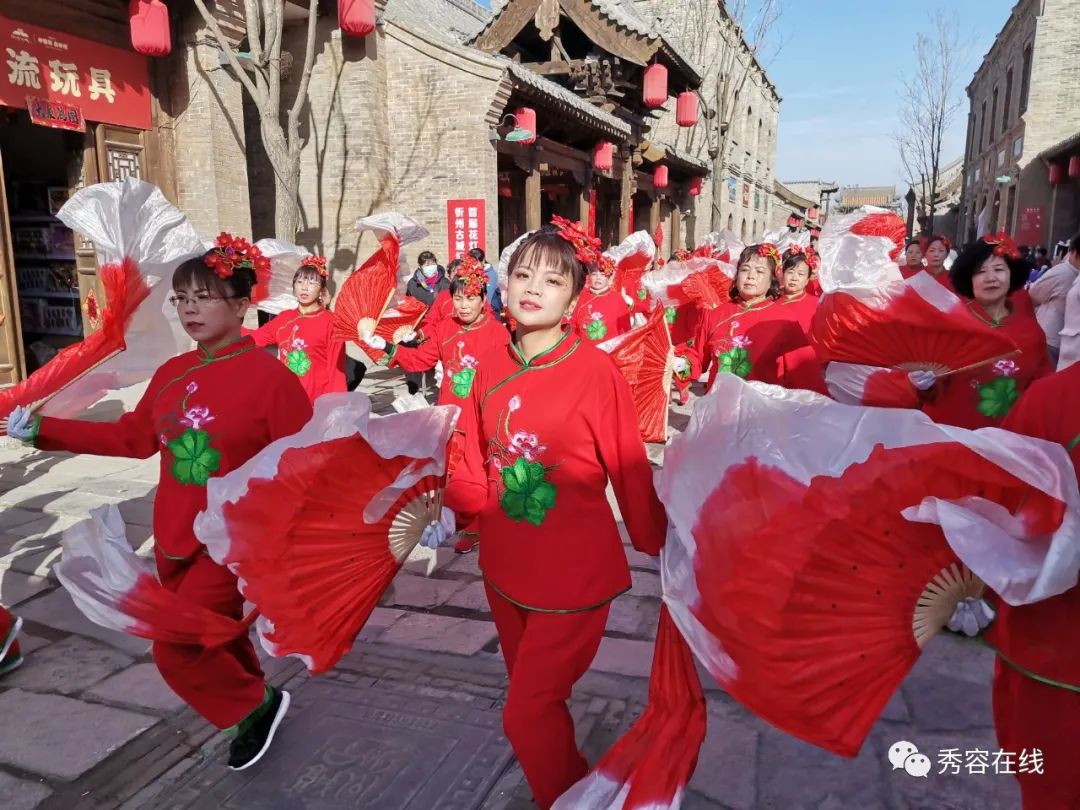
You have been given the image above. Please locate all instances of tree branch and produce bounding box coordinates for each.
[191,0,267,107]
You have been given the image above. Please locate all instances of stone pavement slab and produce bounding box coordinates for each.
[3,635,134,696]
[0,570,52,606]
[16,588,152,657]
[0,771,53,810]
[86,663,187,714]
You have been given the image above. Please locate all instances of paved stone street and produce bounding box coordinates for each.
[1,368,1021,809]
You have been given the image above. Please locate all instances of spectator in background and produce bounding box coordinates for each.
[1030,233,1080,366]
[468,247,503,317]
[1051,234,1080,371]
[403,251,450,395]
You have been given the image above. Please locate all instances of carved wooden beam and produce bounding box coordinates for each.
[535,0,560,42]
[475,0,544,52]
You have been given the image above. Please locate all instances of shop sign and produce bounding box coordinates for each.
[1,14,151,130]
[446,199,486,261]
[26,94,84,131]
[1015,206,1043,247]
[588,188,598,236]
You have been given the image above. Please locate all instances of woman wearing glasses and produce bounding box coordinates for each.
[4,234,312,773]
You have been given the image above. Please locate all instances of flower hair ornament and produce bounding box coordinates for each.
[756,243,781,264]
[983,232,1022,260]
[672,248,692,262]
[205,232,271,281]
[784,244,820,271]
[300,254,330,279]
[456,255,489,297]
[551,215,602,266]
[595,254,617,277]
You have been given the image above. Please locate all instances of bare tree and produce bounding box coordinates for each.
[658,0,782,231]
[894,11,962,235]
[192,0,321,239]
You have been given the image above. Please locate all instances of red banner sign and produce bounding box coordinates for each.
[27,94,85,131]
[447,199,486,262]
[1,14,151,130]
[1016,206,1043,247]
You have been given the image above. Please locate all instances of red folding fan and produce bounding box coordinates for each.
[679,265,733,311]
[553,606,706,810]
[362,297,429,362]
[0,257,149,421]
[849,211,907,261]
[598,305,674,443]
[331,232,399,342]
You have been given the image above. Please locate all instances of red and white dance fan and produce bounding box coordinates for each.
[816,207,905,294]
[553,606,706,810]
[195,393,458,674]
[55,504,251,647]
[332,213,428,342]
[604,230,656,299]
[362,297,430,363]
[598,306,674,443]
[657,376,1080,757]
[253,239,314,315]
[641,257,734,309]
[0,180,202,423]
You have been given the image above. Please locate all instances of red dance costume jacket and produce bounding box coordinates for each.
[571,287,633,343]
[36,339,312,560]
[388,312,510,405]
[446,331,668,611]
[777,292,826,393]
[251,308,346,404]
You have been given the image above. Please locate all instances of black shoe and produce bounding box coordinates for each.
[227,688,291,771]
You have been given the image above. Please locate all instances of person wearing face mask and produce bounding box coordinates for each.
[674,244,814,393]
[4,235,312,772]
[402,251,450,395]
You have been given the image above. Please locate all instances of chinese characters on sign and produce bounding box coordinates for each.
[1,14,151,130]
[936,748,1044,777]
[446,199,487,262]
[26,95,85,131]
[1015,206,1044,248]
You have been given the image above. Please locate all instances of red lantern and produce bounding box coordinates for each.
[654,165,669,189]
[689,177,703,197]
[594,142,615,172]
[807,206,819,221]
[129,0,171,57]
[643,63,668,108]
[339,0,376,37]
[1069,156,1080,179]
[1049,163,1064,184]
[676,91,698,127]
[514,107,537,145]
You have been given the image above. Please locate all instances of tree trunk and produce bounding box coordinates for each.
[274,164,301,240]
[710,157,724,232]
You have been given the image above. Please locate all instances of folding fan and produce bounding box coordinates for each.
[553,607,706,810]
[641,257,733,308]
[598,306,675,443]
[816,207,905,293]
[362,298,429,362]
[0,180,201,422]
[849,211,907,261]
[658,376,1080,758]
[680,266,733,311]
[254,239,313,315]
[55,504,252,647]
[195,393,459,674]
[604,231,656,300]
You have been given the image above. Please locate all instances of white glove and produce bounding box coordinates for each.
[673,356,690,375]
[433,361,444,388]
[621,290,634,308]
[908,369,937,391]
[947,596,995,637]
[630,313,647,329]
[419,507,456,549]
[360,331,387,352]
[397,330,417,345]
[4,405,36,442]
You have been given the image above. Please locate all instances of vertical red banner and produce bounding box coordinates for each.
[588,188,598,236]
[446,199,486,262]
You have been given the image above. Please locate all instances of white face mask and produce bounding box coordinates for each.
[421,264,438,278]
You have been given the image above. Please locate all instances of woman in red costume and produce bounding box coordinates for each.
[988,369,1080,809]
[5,235,311,772]
[674,244,817,392]
[922,234,955,291]
[569,229,634,343]
[251,254,346,404]
[445,222,666,809]
[777,246,826,393]
[900,237,926,279]
[903,234,1052,429]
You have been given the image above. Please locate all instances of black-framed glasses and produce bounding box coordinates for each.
[168,293,239,308]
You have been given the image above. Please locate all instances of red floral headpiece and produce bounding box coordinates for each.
[596,254,617,277]
[755,243,780,264]
[551,215,602,266]
[672,248,692,262]
[205,232,271,280]
[983,232,1022,260]
[300,254,329,279]
[456,256,488,297]
[926,234,952,252]
[783,244,819,271]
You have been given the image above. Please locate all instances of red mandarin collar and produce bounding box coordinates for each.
[197,335,256,361]
[508,327,581,369]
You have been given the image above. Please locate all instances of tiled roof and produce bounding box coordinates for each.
[381,0,491,44]
[502,59,632,139]
[655,141,710,174]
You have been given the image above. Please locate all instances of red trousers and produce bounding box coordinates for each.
[993,659,1080,809]
[153,552,266,729]
[486,584,609,810]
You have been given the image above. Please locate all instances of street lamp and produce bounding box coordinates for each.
[488,114,535,144]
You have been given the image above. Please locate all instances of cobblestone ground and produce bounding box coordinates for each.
[0,368,1022,809]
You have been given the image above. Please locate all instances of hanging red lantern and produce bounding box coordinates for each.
[1069,156,1080,179]
[643,63,668,108]
[513,107,537,145]
[654,165,669,189]
[594,141,615,172]
[129,0,171,57]
[339,0,376,37]
[675,92,698,127]
[1049,163,1064,184]
[807,206,819,221]
[689,177,703,197]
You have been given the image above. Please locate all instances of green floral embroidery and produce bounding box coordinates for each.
[168,428,222,486]
[664,306,677,325]
[636,287,647,301]
[451,368,476,398]
[585,318,608,341]
[499,457,557,526]
[977,377,1019,419]
[286,349,312,376]
[718,347,752,379]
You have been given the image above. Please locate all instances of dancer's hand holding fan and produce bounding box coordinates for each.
[598,306,675,443]
[604,230,657,303]
[194,393,458,674]
[657,376,1080,757]
[0,180,202,425]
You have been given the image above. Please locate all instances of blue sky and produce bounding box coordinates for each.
[765,0,1016,188]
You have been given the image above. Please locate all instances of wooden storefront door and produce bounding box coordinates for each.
[0,148,25,387]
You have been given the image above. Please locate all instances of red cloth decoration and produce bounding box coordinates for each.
[688,177,702,197]
[1049,163,1064,184]
[339,0,376,36]
[128,0,171,57]
[551,215,602,266]
[653,165,669,189]
[514,107,537,145]
[675,91,698,127]
[653,223,664,251]
[594,142,615,172]
[643,63,668,108]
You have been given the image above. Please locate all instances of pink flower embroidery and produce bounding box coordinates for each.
[732,335,752,349]
[493,457,505,471]
[457,340,466,349]
[186,382,198,395]
[181,406,215,430]
[590,312,604,322]
[160,434,169,447]
[510,431,547,462]
[993,359,1018,378]
[508,395,522,412]
[461,355,478,370]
